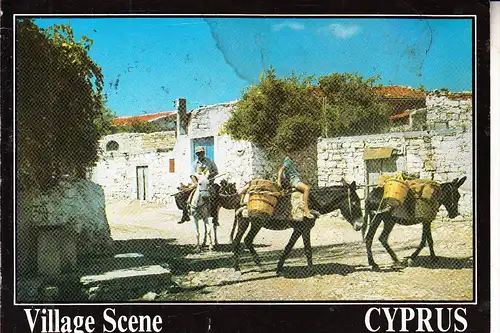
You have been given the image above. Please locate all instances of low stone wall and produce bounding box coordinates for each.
[317,129,473,217]
[17,180,113,276]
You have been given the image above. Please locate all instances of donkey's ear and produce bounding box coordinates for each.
[456,176,467,188]
[350,181,357,190]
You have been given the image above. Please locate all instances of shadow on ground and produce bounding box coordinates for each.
[406,255,473,269]
[17,236,472,303]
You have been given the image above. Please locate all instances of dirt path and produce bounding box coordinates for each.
[106,200,474,301]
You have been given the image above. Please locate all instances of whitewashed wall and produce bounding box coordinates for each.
[91,102,274,208]
[317,129,473,218]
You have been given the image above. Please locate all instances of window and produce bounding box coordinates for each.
[106,140,119,151]
[169,159,175,173]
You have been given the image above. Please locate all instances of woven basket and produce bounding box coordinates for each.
[421,182,440,200]
[248,193,278,217]
[247,179,280,217]
[383,179,410,206]
[415,199,439,220]
[219,193,240,210]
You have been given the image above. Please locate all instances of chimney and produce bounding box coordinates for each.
[176,98,187,136]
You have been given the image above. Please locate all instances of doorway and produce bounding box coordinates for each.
[136,166,148,200]
[191,137,215,163]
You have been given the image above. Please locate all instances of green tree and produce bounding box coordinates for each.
[318,72,389,136]
[17,19,106,191]
[224,68,389,153]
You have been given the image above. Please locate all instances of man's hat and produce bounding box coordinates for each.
[195,146,205,154]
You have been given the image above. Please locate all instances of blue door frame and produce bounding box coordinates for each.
[191,137,215,163]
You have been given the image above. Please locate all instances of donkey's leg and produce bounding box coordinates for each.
[365,214,383,270]
[277,228,302,275]
[203,216,213,251]
[407,222,428,262]
[424,221,437,260]
[213,222,219,248]
[378,219,400,266]
[232,216,250,271]
[193,217,201,251]
[201,216,208,248]
[243,224,263,269]
[301,227,314,270]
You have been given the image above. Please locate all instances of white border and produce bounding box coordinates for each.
[13,13,479,306]
[490,3,499,333]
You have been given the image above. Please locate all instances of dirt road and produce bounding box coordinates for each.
[106,200,473,302]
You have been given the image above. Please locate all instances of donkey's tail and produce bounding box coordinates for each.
[230,207,245,242]
[362,205,370,241]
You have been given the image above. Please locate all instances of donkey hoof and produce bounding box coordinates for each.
[371,264,380,271]
[276,269,284,277]
[404,258,415,267]
[194,246,202,253]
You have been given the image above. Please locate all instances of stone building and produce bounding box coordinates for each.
[91,99,284,208]
[92,91,473,216]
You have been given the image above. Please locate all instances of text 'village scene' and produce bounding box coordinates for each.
[16,17,473,302]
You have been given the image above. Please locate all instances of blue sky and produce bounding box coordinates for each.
[33,17,472,117]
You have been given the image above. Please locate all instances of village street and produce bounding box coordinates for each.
[98,200,473,302]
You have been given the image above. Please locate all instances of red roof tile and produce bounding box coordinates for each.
[112,111,176,125]
[375,86,426,99]
[390,111,410,119]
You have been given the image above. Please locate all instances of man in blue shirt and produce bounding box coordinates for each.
[277,151,317,219]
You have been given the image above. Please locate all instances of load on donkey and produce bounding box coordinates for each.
[363,172,467,270]
[232,176,364,275]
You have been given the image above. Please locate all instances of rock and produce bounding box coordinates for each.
[141,292,158,301]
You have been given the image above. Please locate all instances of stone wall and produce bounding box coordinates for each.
[188,102,236,138]
[425,95,472,131]
[17,180,113,276]
[91,102,271,207]
[101,132,176,154]
[317,129,473,217]
[92,131,180,206]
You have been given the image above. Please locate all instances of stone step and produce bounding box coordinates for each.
[81,264,171,286]
[80,264,173,301]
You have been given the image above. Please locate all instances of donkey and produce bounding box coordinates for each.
[231,180,364,275]
[174,183,221,226]
[363,177,467,270]
[188,171,218,251]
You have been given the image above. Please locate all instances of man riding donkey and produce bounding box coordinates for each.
[277,150,319,219]
[177,146,219,225]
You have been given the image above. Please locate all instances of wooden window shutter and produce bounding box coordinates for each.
[169,159,175,173]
